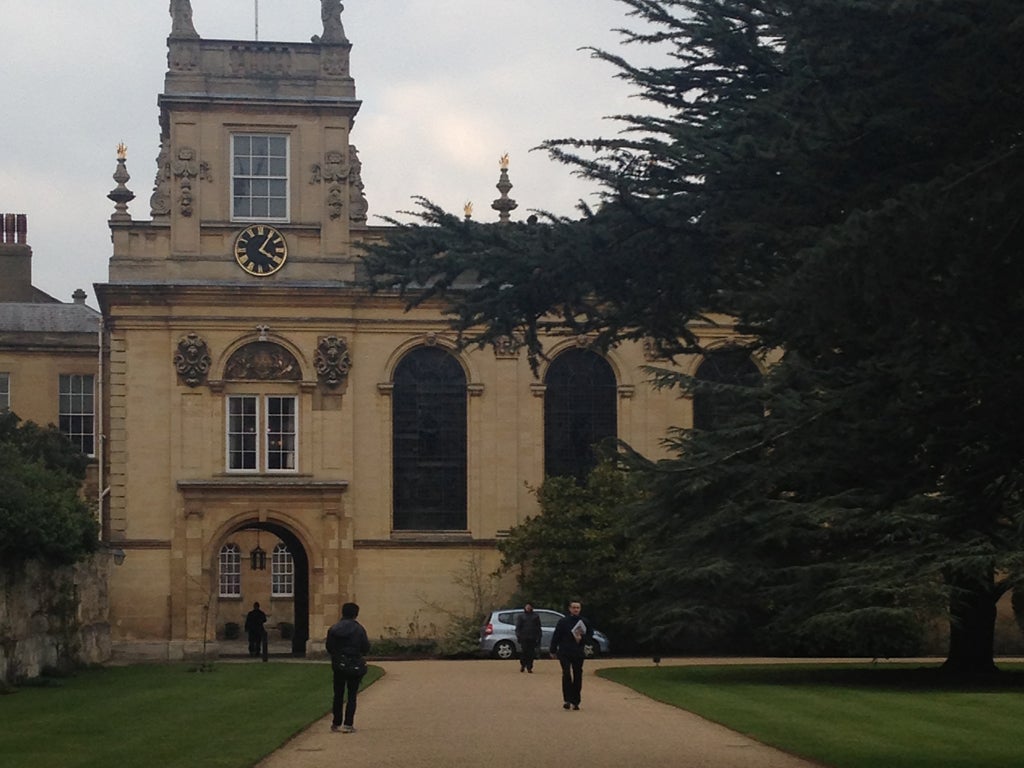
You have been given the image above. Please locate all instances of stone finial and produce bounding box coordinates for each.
[169,0,200,39]
[312,0,348,44]
[491,153,518,223]
[108,144,135,222]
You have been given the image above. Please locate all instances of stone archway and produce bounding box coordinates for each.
[241,520,311,656]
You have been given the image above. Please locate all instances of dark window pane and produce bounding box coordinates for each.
[392,347,467,530]
[693,349,762,431]
[543,349,616,482]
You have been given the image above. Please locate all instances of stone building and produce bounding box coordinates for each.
[89,2,729,659]
[0,213,100,468]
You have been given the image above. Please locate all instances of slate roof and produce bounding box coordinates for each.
[0,302,100,334]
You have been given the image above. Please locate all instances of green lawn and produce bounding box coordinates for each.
[0,662,382,768]
[598,663,1024,768]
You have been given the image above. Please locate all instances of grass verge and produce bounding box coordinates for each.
[598,663,1024,768]
[0,662,383,768]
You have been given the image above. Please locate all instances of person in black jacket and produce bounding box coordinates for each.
[325,602,371,733]
[514,602,543,673]
[548,599,594,710]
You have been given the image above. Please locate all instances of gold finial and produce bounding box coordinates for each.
[499,153,510,170]
[116,142,128,160]
[464,201,474,219]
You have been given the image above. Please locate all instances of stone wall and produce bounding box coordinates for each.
[0,555,112,684]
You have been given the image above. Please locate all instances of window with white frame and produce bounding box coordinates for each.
[226,395,297,472]
[219,543,242,597]
[0,373,9,411]
[59,374,95,455]
[232,134,289,220]
[271,543,294,597]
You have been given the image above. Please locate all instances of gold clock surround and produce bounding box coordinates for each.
[233,224,288,276]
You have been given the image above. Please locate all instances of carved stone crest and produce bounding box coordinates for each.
[314,336,352,389]
[173,332,212,387]
[224,342,301,381]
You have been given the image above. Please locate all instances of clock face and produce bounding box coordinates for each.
[233,225,288,276]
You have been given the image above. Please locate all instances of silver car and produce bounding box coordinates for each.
[479,608,611,660]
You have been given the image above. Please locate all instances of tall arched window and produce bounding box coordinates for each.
[693,348,762,431]
[271,543,294,597]
[544,348,617,482]
[218,543,241,597]
[392,347,467,530]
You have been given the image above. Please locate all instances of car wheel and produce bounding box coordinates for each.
[492,640,517,660]
[583,641,600,659]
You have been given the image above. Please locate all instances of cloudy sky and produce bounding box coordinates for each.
[1,0,648,307]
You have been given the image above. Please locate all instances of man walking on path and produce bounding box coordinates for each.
[325,602,370,733]
[549,599,593,710]
[515,602,542,673]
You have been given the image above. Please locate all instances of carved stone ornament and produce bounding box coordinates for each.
[172,146,212,218]
[310,150,351,221]
[150,139,171,217]
[229,45,293,77]
[493,333,524,359]
[314,336,352,389]
[173,333,212,387]
[321,49,350,77]
[169,0,199,39]
[312,0,349,44]
[224,342,301,381]
[348,145,369,224]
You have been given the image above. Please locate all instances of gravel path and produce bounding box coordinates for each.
[255,657,824,768]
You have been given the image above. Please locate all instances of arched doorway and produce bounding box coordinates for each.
[220,520,311,657]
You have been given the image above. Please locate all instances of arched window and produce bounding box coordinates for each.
[693,348,762,431]
[392,347,467,530]
[544,349,617,482]
[271,543,294,597]
[218,543,241,597]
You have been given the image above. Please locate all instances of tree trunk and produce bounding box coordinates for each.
[943,570,998,675]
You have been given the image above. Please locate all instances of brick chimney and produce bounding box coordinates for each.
[0,213,36,302]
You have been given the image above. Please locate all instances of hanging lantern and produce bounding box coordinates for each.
[250,530,267,570]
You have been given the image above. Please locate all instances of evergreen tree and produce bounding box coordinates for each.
[0,412,98,568]
[365,1,1024,673]
[496,461,645,647]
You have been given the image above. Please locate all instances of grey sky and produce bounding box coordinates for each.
[1,1,642,306]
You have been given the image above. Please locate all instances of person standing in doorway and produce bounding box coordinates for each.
[244,601,267,658]
[326,602,371,733]
[549,599,593,710]
[515,602,542,673]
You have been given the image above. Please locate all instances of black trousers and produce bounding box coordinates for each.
[332,670,362,727]
[558,655,584,705]
[519,638,538,670]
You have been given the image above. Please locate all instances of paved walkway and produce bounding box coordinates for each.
[255,657,823,768]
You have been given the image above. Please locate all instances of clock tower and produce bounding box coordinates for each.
[97,1,384,658]
[109,0,371,285]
